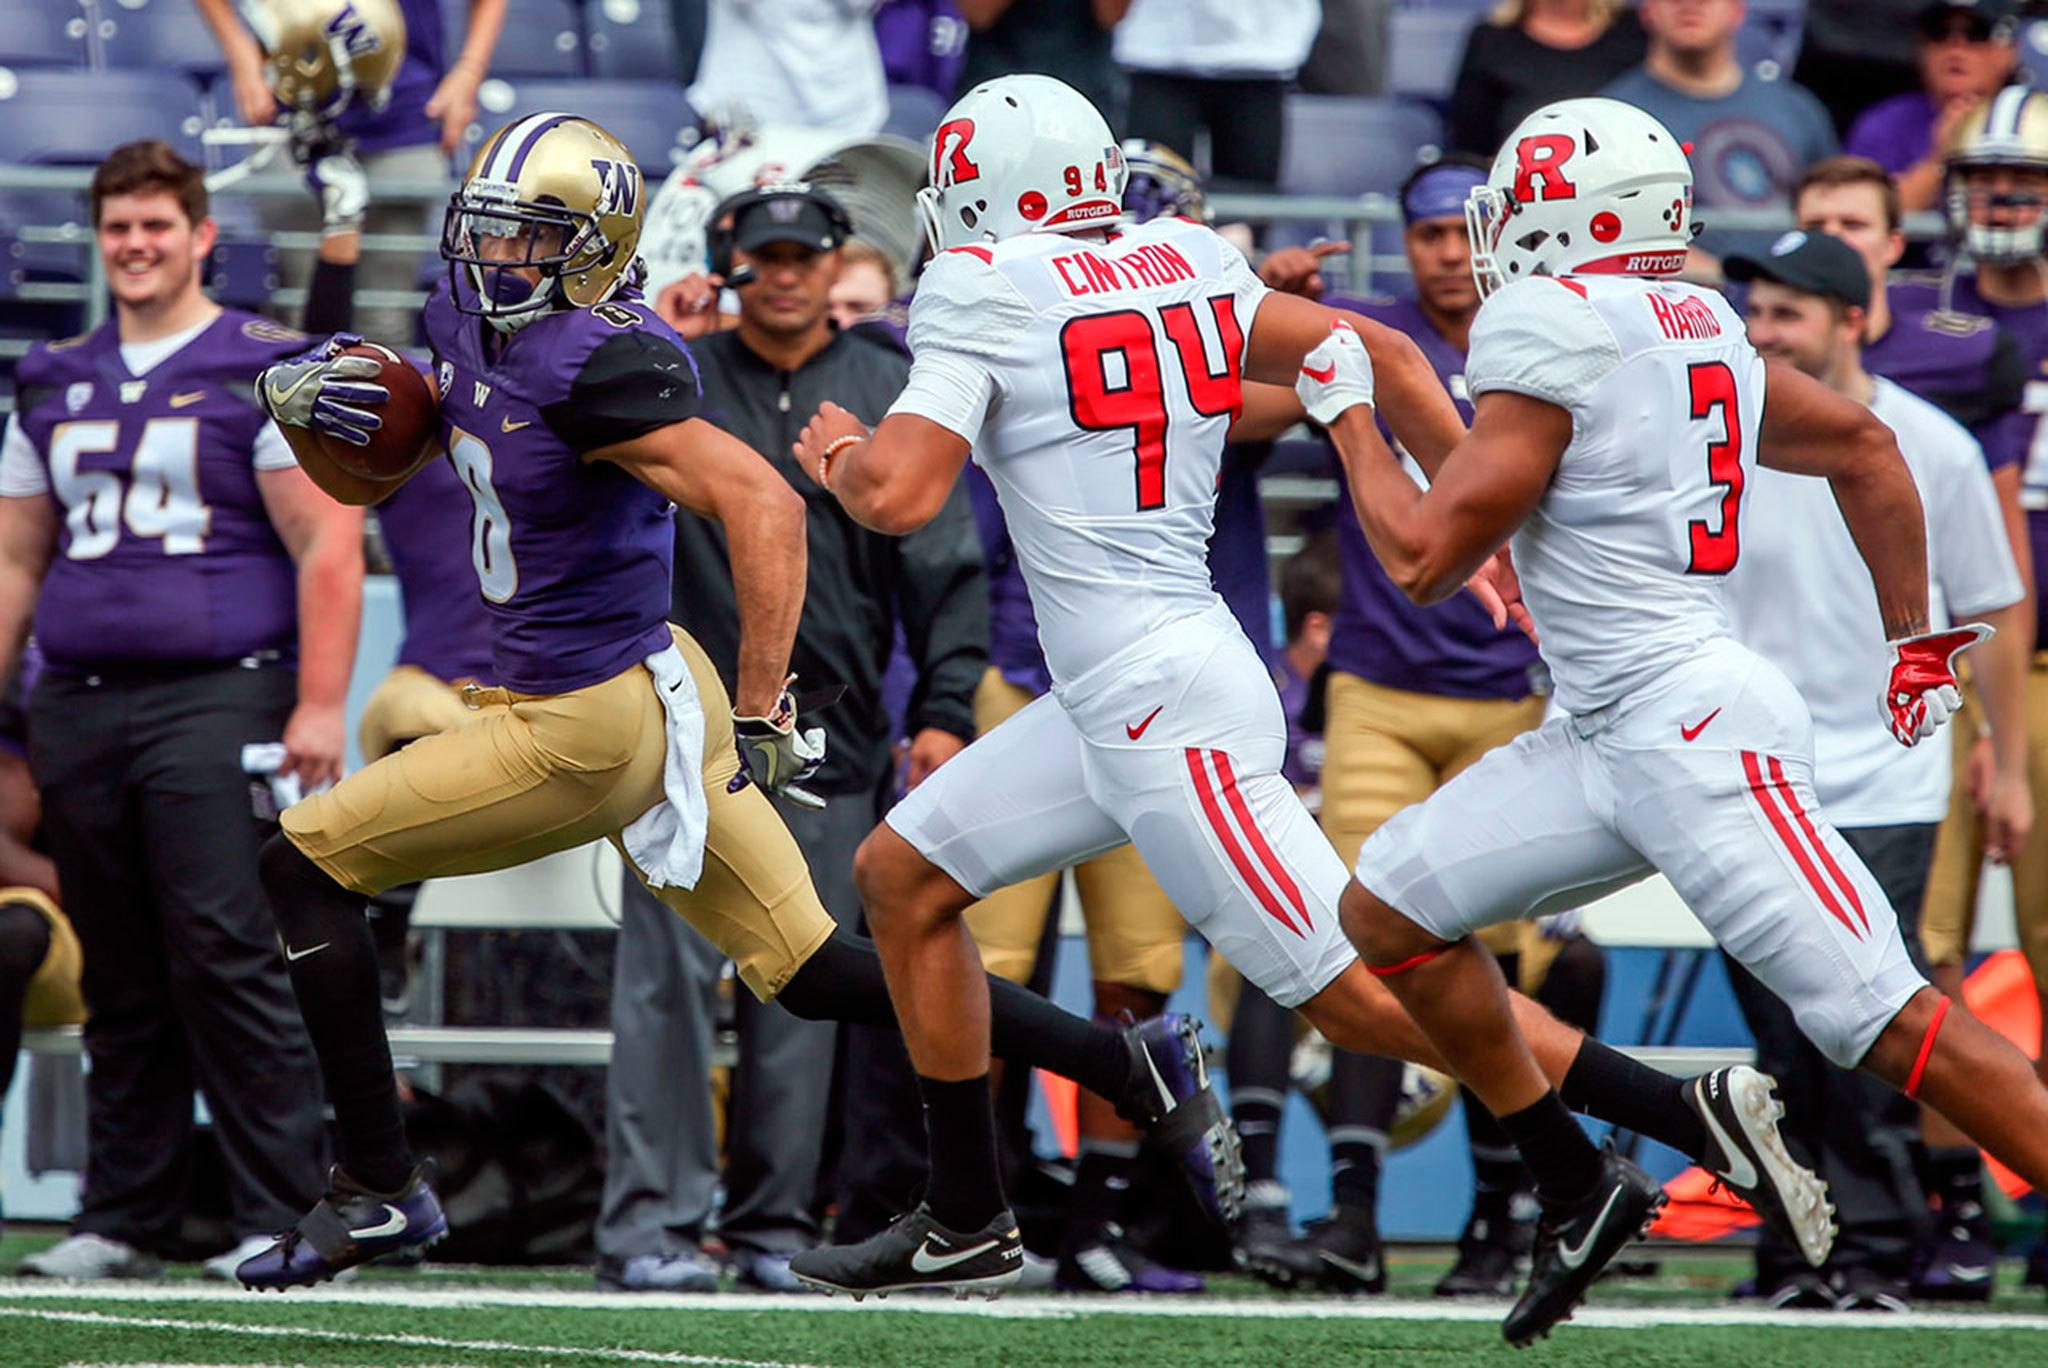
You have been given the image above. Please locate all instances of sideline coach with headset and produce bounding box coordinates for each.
[597,184,989,1289]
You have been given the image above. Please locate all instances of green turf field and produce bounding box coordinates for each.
[3,1229,2044,1366]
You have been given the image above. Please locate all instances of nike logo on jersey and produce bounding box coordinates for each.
[284,942,330,962]
[1680,707,1722,742]
[909,1236,1000,1273]
[1557,1186,1623,1269]
[1126,705,1164,741]
[501,416,532,433]
[348,1204,409,1240]
[169,389,207,408]
[1301,362,1337,384]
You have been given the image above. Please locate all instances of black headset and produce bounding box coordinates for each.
[706,181,857,280]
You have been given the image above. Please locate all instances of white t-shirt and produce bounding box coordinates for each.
[1113,0,1322,79]
[1466,274,1765,716]
[0,316,294,496]
[687,0,887,137]
[1727,378,2023,824]
[890,216,1271,689]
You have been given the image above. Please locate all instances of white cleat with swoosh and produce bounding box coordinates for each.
[1687,1066,1837,1268]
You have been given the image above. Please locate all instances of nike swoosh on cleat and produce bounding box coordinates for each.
[284,942,330,962]
[1681,707,1722,742]
[1696,1089,1761,1192]
[1126,705,1163,740]
[1558,1186,1624,1269]
[1300,363,1337,384]
[910,1237,1000,1274]
[1944,1264,1993,1282]
[348,1204,408,1240]
[1320,1251,1382,1285]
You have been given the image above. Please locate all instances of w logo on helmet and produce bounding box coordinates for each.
[323,1,383,56]
[591,158,643,219]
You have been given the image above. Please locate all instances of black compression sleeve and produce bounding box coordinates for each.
[542,330,705,455]
[303,257,357,337]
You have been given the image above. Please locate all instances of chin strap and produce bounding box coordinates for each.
[1903,994,1951,1101]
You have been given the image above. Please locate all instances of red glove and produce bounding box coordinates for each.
[1882,625,1991,747]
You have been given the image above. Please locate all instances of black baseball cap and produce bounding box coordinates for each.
[731,187,848,255]
[1724,230,1873,311]
[1917,0,2018,41]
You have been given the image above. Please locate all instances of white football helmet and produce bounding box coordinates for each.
[1944,85,2048,264]
[915,74,1126,255]
[1466,97,1695,298]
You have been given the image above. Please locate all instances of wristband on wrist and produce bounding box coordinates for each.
[818,433,864,490]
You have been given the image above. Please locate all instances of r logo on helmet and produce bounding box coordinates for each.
[933,119,981,189]
[1513,135,1578,204]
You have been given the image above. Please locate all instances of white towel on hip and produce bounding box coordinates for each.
[622,641,710,889]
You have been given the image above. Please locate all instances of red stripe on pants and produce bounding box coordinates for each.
[1184,747,1303,937]
[1766,754,1870,935]
[1209,749,1311,930]
[1742,750,1863,940]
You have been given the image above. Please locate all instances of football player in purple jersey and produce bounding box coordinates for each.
[237,112,1241,1289]
[0,141,355,1280]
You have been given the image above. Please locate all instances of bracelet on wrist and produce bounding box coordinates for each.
[818,433,864,490]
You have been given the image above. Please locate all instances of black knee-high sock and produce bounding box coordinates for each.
[1328,1050,1402,1210]
[1462,1087,1533,1216]
[1500,1092,1602,1208]
[259,834,413,1193]
[1226,982,1296,1187]
[0,899,51,1101]
[919,1073,1004,1231]
[1557,1037,1708,1161]
[778,932,1132,1104]
[1929,1145,1985,1212]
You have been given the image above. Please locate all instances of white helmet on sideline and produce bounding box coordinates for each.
[915,74,1126,255]
[1466,97,1695,298]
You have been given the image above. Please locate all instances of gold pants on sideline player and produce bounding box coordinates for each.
[283,626,834,1001]
[355,664,484,762]
[5,885,84,1028]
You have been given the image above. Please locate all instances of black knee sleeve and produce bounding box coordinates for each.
[0,898,52,988]
[260,832,365,944]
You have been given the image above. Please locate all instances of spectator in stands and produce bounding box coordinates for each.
[1602,0,1837,259]
[0,141,358,1281]
[875,0,971,105]
[957,1,1131,124]
[199,0,507,348]
[689,0,891,135]
[604,184,985,1291]
[1724,230,2028,1309]
[828,240,900,329]
[1299,0,1390,97]
[1446,1,1649,158]
[1796,0,1932,136]
[1847,1,2020,212]
[1115,0,1323,192]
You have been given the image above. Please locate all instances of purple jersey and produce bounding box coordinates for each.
[423,278,695,694]
[337,0,448,155]
[965,462,1052,696]
[1895,272,2048,647]
[1863,280,2028,474]
[1274,654,1322,792]
[1844,92,1937,177]
[875,0,968,99]
[11,312,309,672]
[1324,295,1542,700]
[374,456,496,684]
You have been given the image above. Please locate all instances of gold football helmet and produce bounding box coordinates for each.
[441,113,647,331]
[241,0,408,120]
[1120,140,1209,225]
[1944,84,2048,263]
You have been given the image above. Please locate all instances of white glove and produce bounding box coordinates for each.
[1295,321,1376,427]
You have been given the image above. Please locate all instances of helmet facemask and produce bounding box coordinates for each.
[1947,163,2048,265]
[1464,183,1511,299]
[442,183,613,333]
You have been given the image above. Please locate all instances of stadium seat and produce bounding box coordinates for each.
[480,0,586,79]
[883,84,949,144]
[1387,9,1478,105]
[2022,20,2048,88]
[206,238,281,312]
[1280,95,1443,197]
[0,68,208,164]
[93,0,231,77]
[0,0,93,68]
[473,78,697,177]
[0,190,92,290]
[587,0,682,80]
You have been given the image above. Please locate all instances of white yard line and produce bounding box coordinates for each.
[0,1282,2043,1332]
[0,1306,819,1368]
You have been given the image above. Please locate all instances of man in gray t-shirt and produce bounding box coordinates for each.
[1603,0,1837,259]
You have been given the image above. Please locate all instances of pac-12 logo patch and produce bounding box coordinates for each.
[65,382,92,414]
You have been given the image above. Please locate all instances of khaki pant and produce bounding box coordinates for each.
[1920,663,2048,987]
[6,885,84,1028]
[284,627,834,1001]
[356,664,482,761]
[960,670,1187,994]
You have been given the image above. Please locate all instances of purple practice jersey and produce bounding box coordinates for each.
[1895,272,2048,647]
[423,277,699,695]
[1274,653,1323,794]
[337,0,448,155]
[1865,280,2027,474]
[8,312,309,672]
[374,456,496,684]
[875,0,968,99]
[1325,295,1542,700]
[965,461,1053,696]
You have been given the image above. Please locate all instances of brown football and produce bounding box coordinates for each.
[318,342,439,482]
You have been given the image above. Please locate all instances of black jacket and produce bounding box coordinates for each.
[671,325,988,795]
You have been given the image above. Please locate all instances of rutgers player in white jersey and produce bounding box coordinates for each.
[783,78,1828,1336]
[1312,96,2048,1343]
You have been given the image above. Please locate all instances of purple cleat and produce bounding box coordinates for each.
[236,1162,448,1291]
[1115,1013,1245,1227]
[1056,1224,1207,1294]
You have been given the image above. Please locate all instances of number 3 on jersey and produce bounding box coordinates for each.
[1060,296,1245,510]
[1684,360,1743,574]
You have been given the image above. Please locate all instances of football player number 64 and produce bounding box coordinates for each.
[448,427,518,602]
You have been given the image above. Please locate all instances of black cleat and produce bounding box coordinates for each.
[787,1205,1022,1300]
[1687,1066,1836,1268]
[235,1162,447,1290]
[1301,1202,1387,1294]
[1233,1193,1319,1289]
[1502,1149,1664,1348]
[1913,1200,1999,1301]
[1435,1199,1536,1298]
[1115,1013,1245,1226]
